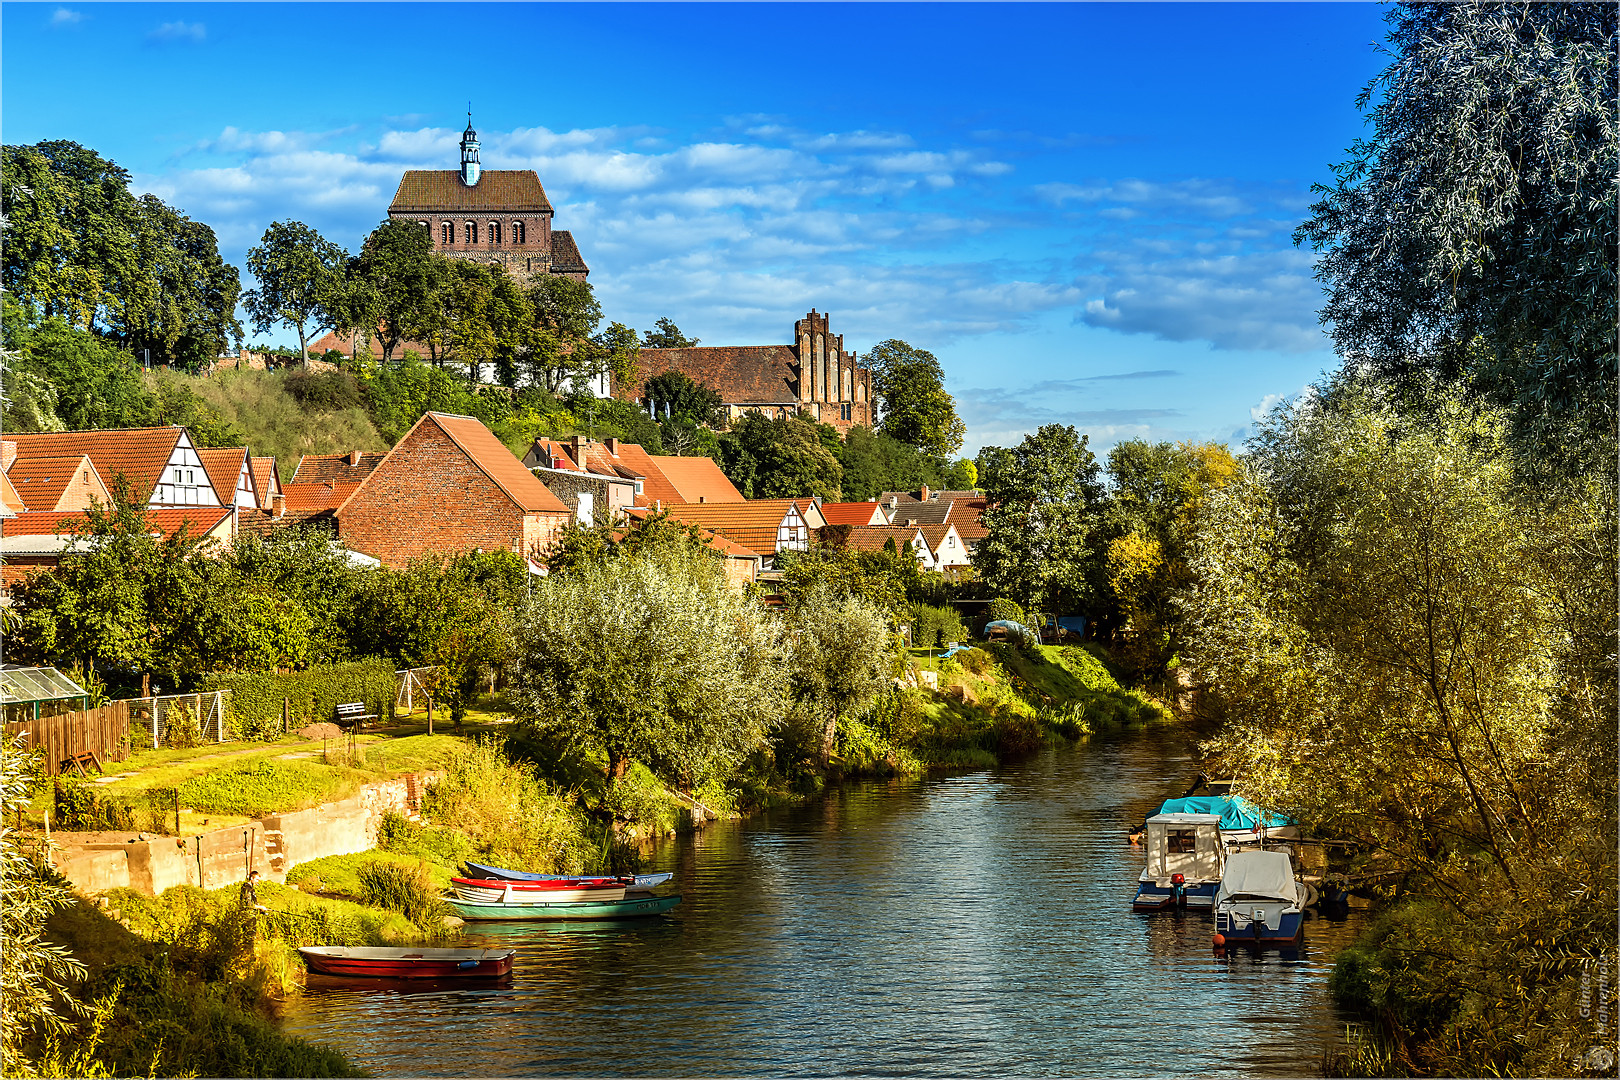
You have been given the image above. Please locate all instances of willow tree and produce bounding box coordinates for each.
[1295,2,1618,468]
[783,580,899,769]
[509,545,784,787]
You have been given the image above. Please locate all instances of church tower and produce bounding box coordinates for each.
[459,113,481,187]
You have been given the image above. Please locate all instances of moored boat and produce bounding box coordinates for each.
[447,893,683,921]
[450,877,629,903]
[463,862,674,893]
[1213,850,1306,946]
[1150,795,1298,846]
[297,946,515,979]
[1132,811,1226,911]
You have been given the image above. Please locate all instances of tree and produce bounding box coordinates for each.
[719,411,843,500]
[783,581,899,768]
[644,369,722,427]
[1295,2,1618,468]
[943,458,978,490]
[510,545,784,786]
[642,317,699,348]
[836,425,945,502]
[974,424,1107,614]
[242,220,348,367]
[349,219,441,363]
[864,339,965,456]
[524,275,602,392]
[778,543,916,622]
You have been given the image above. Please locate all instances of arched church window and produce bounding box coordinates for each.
[465,222,477,245]
[418,220,429,231]
[441,222,452,245]
[514,221,526,244]
[489,222,502,245]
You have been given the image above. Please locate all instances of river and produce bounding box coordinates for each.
[281,725,1367,1076]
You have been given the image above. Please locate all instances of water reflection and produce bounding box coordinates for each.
[282,727,1364,1076]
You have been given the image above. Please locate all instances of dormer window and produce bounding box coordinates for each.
[634,480,644,497]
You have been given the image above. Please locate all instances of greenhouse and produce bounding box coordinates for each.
[1,664,89,725]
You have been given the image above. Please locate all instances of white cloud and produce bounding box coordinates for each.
[148,20,206,44]
[49,8,83,26]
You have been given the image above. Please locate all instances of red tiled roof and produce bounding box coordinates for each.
[283,481,363,511]
[6,454,107,512]
[917,524,961,552]
[649,456,744,504]
[292,452,388,484]
[623,345,801,405]
[887,499,955,526]
[8,428,183,502]
[620,506,761,560]
[196,447,249,506]
[817,501,887,526]
[844,524,929,555]
[549,230,588,274]
[524,438,587,473]
[250,457,282,500]
[236,508,336,537]
[2,506,231,539]
[659,500,809,556]
[389,170,554,212]
[942,497,988,541]
[417,413,569,514]
[612,442,685,508]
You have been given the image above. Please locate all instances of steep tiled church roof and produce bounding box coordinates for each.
[631,345,800,405]
[549,231,588,273]
[389,170,554,212]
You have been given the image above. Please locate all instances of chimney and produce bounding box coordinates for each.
[605,437,619,455]
[348,450,362,466]
[271,493,286,519]
[698,496,706,504]
[919,485,932,501]
[1,441,14,470]
[570,435,588,461]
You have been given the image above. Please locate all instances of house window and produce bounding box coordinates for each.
[442,222,452,245]
[1167,829,1197,854]
[187,470,195,484]
[514,220,526,244]
[634,480,644,497]
[174,468,182,484]
[840,403,852,422]
[465,222,477,244]
[489,222,502,245]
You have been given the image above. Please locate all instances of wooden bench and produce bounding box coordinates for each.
[60,750,104,778]
[334,702,378,732]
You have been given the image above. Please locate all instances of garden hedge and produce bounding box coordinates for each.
[201,660,398,740]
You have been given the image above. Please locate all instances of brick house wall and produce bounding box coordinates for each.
[531,467,635,526]
[336,420,567,565]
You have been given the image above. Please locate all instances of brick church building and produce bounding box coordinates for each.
[387,115,588,282]
[615,310,876,435]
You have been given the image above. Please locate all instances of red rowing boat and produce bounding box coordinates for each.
[298,946,515,979]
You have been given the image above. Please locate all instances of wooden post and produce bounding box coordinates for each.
[282,697,290,735]
[427,696,434,736]
[141,672,150,699]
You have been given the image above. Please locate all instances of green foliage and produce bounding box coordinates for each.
[943,457,978,490]
[908,603,967,649]
[2,141,242,367]
[975,423,1108,614]
[420,736,597,873]
[242,220,348,365]
[986,597,1026,626]
[355,861,448,930]
[200,659,397,740]
[283,368,365,411]
[362,356,510,442]
[641,317,699,348]
[162,700,203,750]
[719,411,843,499]
[185,368,383,472]
[1,741,86,1076]
[864,339,966,456]
[511,543,785,787]
[778,542,918,622]
[836,425,947,502]
[784,580,901,768]
[599,762,682,834]
[1,368,65,433]
[643,368,723,427]
[348,218,440,363]
[174,759,356,817]
[1295,3,1617,469]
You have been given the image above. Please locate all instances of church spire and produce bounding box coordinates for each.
[459,108,481,187]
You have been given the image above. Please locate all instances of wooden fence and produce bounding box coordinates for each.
[3,699,141,776]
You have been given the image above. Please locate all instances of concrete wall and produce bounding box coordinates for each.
[53,772,439,898]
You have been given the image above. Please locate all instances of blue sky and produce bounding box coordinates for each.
[3,2,1391,457]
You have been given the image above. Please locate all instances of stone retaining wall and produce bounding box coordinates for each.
[52,772,441,897]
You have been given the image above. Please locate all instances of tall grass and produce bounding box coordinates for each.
[184,369,383,477]
[355,861,448,930]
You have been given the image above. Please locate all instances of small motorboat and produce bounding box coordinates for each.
[450,877,629,904]
[297,946,515,979]
[463,862,674,893]
[1213,849,1306,946]
[1132,811,1226,911]
[1145,795,1298,846]
[447,893,683,921]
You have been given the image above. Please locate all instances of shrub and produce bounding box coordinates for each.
[202,660,397,740]
[175,760,354,817]
[910,603,967,649]
[955,647,995,676]
[987,597,1026,626]
[355,861,447,930]
[163,700,203,749]
[284,369,364,411]
[421,735,595,873]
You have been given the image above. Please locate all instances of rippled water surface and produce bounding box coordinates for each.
[281,726,1366,1076]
